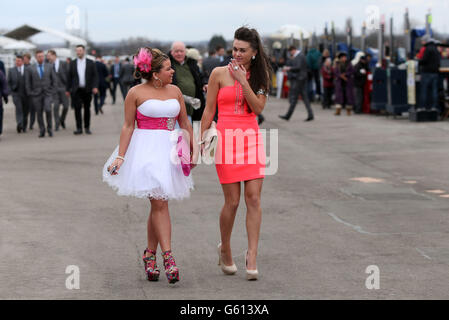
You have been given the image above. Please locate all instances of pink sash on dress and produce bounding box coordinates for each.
[136,109,177,131]
[136,109,191,176]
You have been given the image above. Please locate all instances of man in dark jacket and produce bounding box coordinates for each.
[25,50,57,138]
[202,49,220,85]
[219,49,233,67]
[65,45,99,135]
[8,55,28,133]
[119,57,135,98]
[0,60,5,75]
[279,45,313,121]
[306,47,322,102]
[94,56,109,115]
[419,36,441,110]
[109,56,123,104]
[47,50,69,131]
[169,41,205,122]
[23,53,35,130]
[353,54,369,114]
[0,70,10,138]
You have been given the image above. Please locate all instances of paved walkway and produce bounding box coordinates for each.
[1,96,448,299]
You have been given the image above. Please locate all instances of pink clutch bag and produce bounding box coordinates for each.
[176,133,191,176]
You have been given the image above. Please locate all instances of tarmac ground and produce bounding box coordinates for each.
[1,95,449,299]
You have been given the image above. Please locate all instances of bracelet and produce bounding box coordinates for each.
[256,89,269,97]
[116,156,125,161]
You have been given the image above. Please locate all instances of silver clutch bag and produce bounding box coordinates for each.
[199,121,218,163]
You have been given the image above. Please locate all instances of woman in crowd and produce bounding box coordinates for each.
[321,57,334,109]
[334,52,355,116]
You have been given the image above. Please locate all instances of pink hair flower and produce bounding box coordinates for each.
[134,48,152,73]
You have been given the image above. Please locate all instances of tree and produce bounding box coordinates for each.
[208,35,226,52]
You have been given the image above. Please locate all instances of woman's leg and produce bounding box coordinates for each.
[244,178,264,270]
[149,199,171,252]
[220,182,241,266]
[146,205,159,255]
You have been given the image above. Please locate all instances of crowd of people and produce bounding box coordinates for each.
[1,34,446,140]
[274,45,373,121]
[271,35,445,121]
[0,45,146,139]
[0,41,251,140]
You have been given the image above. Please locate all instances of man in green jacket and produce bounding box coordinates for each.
[306,48,322,102]
[169,41,205,123]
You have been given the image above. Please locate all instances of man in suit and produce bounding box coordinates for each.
[202,49,220,86]
[66,44,99,135]
[25,50,56,138]
[47,50,69,131]
[7,55,29,133]
[0,69,9,138]
[109,56,123,104]
[23,53,36,130]
[119,57,134,98]
[94,55,109,115]
[215,45,225,63]
[0,59,5,75]
[279,45,314,121]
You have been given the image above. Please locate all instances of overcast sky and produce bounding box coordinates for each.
[1,0,448,43]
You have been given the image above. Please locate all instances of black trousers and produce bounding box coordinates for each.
[12,93,29,129]
[286,79,313,119]
[322,87,333,109]
[0,104,3,135]
[94,86,107,114]
[354,86,364,113]
[72,88,92,130]
[32,94,52,133]
[110,78,124,103]
[122,81,133,99]
[53,90,69,129]
[28,95,35,129]
[311,69,321,96]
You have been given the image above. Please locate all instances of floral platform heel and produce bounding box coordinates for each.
[161,250,179,284]
[142,249,160,281]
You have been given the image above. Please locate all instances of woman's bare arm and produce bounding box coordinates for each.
[118,88,138,157]
[107,87,137,174]
[228,61,267,115]
[200,68,220,139]
[240,81,267,115]
[176,86,194,152]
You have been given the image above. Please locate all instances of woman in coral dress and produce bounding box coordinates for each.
[200,27,271,280]
[103,47,195,284]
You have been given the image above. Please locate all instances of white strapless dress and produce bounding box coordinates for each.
[102,99,194,200]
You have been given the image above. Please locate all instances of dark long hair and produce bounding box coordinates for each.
[234,27,272,95]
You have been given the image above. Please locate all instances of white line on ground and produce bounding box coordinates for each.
[415,248,432,260]
[327,212,414,236]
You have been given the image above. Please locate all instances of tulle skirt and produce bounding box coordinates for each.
[102,129,194,200]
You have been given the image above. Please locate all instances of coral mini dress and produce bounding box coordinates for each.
[215,80,266,184]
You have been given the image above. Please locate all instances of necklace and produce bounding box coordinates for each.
[234,71,250,114]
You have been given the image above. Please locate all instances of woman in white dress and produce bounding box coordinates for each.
[103,47,195,284]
